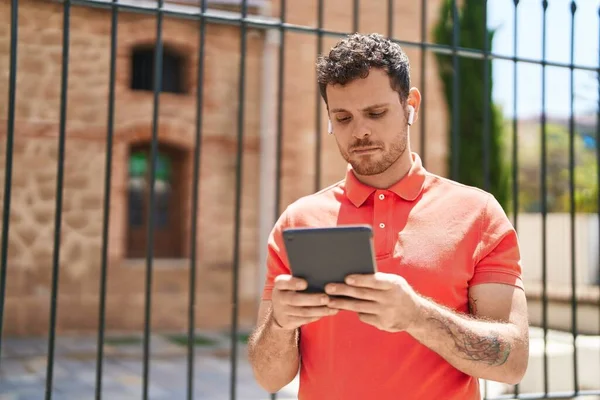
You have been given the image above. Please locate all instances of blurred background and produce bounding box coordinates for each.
[0,0,598,399]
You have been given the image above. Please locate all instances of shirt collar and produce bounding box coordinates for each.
[345,152,427,207]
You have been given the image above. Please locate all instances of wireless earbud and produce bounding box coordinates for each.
[328,119,333,134]
[407,106,415,126]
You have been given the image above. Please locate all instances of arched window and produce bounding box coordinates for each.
[130,44,186,94]
[127,143,185,259]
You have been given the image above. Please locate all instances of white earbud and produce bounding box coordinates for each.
[407,106,415,126]
[328,119,333,134]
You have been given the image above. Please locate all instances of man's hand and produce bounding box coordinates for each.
[272,274,339,331]
[325,272,421,332]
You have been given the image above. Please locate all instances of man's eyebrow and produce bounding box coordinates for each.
[330,103,390,113]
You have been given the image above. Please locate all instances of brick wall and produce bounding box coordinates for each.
[0,0,265,335]
[0,0,449,336]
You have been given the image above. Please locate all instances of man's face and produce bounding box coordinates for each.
[326,68,412,176]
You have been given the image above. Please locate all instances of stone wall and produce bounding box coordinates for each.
[0,0,265,336]
[0,0,449,336]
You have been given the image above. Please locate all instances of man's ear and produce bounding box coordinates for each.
[328,119,333,134]
[407,106,415,126]
[406,87,422,126]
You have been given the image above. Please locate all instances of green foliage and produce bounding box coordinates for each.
[432,0,510,212]
[104,335,143,346]
[166,334,219,347]
[517,122,598,214]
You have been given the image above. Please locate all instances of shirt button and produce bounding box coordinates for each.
[379,223,385,228]
[378,194,385,200]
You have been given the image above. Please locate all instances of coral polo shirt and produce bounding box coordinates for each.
[262,152,523,400]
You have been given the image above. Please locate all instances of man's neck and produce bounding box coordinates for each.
[353,151,413,189]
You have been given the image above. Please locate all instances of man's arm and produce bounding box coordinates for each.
[247,300,300,394]
[406,193,529,384]
[407,283,529,384]
[325,274,529,385]
[248,275,337,393]
[248,208,301,394]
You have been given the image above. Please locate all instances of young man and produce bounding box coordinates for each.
[248,33,529,400]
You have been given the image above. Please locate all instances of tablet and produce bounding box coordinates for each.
[282,225,377,294]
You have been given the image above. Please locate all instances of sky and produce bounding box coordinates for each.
[487,0,599,119]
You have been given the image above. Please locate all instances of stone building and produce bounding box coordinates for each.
[0,0,448,336]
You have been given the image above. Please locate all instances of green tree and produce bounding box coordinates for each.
[517,122,598,214]
[432,0,510,212]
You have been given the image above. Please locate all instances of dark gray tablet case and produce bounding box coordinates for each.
[282,225,376,294]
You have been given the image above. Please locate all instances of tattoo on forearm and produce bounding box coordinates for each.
[468,295,478,315]
[428,317,511,366]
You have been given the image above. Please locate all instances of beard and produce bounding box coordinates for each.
[340,134,407,176]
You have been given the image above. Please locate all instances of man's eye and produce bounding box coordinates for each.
[337,117,351,123]
[370,111,386,118]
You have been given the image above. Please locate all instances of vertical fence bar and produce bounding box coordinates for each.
[540,0,550,396]
[482,0,490,192]
[270,2,287,397]
[229,1,249,398]
[419,0,428,166]
[274,1,286,226]
[142,0,165,398]
[45,1,70,397]
[481,2,490,397]
[94,1,118,398]
[314,0,324,193]
[187,1,208,399]
[507,2,522,388]
[353,0,359,33]
[419,0,426,167]
[511,0,519,233]
[597,5,600,367]
[451,0,460,181]
[568,1,579,394]
[0,0,18,363]
[387,0,393,38]
[511,3,520,396]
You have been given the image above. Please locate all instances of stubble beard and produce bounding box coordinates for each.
[341,135,407,176]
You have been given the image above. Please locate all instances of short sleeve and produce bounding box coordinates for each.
[470,195,524,290]
[261,209,292,300]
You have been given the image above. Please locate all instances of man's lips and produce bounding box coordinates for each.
[351,147,381,154]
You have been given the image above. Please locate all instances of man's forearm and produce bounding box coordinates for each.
[247,307,300,393]
[407,297,528,384]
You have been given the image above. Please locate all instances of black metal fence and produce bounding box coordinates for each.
[0,0,598,399]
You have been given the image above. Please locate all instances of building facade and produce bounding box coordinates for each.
[0,0,449,336]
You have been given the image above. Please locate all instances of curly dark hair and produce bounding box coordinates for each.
[316,33,411,105]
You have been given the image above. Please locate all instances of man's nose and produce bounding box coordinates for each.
[352,122,371,139]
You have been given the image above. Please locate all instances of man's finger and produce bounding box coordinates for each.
[285,292,330,307]
[324,284,381,301]
[344,272,398,289]
[286,305,338,318]
[286,315,327,327]
[274,274,307,291]
[327,298,379,314]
